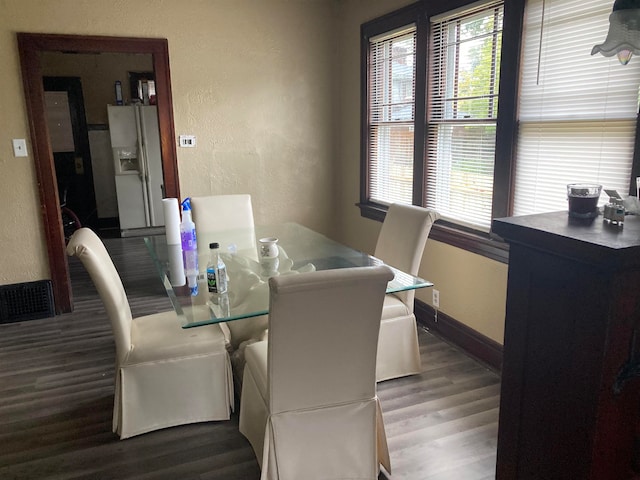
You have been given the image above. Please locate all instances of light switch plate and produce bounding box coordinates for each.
[12,139,28,157]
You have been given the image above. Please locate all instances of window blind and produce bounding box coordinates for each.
[368,26,417,205]
[513,0,640,216]
[426,1,504,232]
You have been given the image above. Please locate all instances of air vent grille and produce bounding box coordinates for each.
[0,280,55,324]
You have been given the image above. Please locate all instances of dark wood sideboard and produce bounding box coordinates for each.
[493,211,640,479]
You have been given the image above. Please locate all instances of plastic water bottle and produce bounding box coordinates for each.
[207,242,228,295]
[180,198,198,296]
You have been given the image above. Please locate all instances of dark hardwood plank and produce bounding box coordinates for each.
[0,236,500,479]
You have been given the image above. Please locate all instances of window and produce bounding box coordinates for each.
[368,26,417,205]
[427,2,504,231]
[360,0,640,262]
[513,0,640,215]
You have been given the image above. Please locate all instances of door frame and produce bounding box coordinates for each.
[17,33,180,314]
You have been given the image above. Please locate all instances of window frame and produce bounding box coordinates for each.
[367,24,418,206]
[426,2,505,233]
[360,3,427,213]
[360,0,523,263]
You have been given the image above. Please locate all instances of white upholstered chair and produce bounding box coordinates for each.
[66,228,233,439]
[190,194,268,353]
[191,194,258,262]
[239,265,394,480]
[375,203,439,382]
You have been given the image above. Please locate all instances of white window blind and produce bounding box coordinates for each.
[513,0,640,216]
[368,26,417,205]
[426,1,504,232]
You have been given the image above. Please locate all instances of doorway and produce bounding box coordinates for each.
[17,33,180,314]
[43,76,98,232]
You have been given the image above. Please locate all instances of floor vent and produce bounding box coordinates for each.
[0,280,55,324]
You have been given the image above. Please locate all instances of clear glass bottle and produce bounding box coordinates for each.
[206,242,228,295]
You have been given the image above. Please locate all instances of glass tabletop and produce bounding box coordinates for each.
[145,223,432,328]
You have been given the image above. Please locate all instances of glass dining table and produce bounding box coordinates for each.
[144,223,433,328]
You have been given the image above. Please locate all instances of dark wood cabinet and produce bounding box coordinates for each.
[493,211,640,479]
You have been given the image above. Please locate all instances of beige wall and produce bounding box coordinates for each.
[0,0,507,344]
[333,0,508,344]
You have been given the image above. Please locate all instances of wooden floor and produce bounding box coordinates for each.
[0,236,500,480]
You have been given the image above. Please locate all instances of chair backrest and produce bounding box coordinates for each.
[374,203,439,306]
[190,194,257,260]
[66,228,132,364]
[266,265,394,414]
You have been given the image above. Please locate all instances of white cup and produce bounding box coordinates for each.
[259,237,279,258]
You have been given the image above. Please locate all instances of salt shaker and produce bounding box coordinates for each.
[604,198,625,226]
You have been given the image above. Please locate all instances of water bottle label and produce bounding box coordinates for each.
[207,267,217,293]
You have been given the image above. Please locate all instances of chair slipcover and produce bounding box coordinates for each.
[374,203,439,382]
[191,194,268,352]
[191,194,258,263]
[66,228,233,439]
[239,265,394,479]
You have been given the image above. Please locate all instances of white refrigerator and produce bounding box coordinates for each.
[107,105,165,233]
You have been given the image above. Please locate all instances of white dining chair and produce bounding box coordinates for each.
[190,194,258,262]
[190,194,268,388]
[67,228,233,439]
[191,194,265,343]
[375,203,439,382]
[239,265,394,479]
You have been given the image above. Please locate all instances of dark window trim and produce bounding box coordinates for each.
[360,3,424,207]
[360,0,524,264]
[492,0,526,220]
[358,202,509,263]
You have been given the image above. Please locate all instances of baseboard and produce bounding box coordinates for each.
[415,300,503,373]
